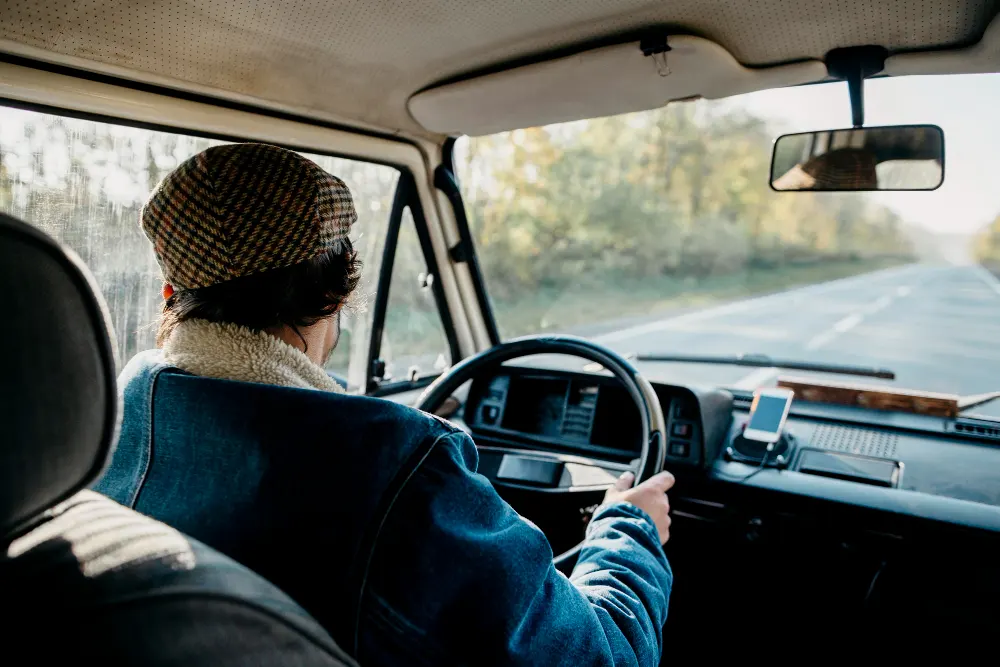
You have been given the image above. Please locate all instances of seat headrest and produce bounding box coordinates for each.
[0,213,118,537]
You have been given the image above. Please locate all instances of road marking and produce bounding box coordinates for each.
[803,285,905,352]
[594,263,921,345]
[805,302,882,351]
[834,312,864,332]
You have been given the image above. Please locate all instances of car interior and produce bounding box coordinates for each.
[3,0,1000,659]
[0,212,357,665]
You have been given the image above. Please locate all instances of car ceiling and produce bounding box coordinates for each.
[1,0,999,139]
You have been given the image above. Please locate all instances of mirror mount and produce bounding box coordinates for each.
[826,46,888,127]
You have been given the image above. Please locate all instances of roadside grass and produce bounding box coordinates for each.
[491,257,910,339]
[368,257,910,372]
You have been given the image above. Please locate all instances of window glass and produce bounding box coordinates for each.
[453,74,1000,404]
[378,207,451,384]
[0,106,397,389]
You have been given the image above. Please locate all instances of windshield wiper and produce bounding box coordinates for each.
[634,352,895,380]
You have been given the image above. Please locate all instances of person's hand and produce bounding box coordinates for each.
[602,470,675,544]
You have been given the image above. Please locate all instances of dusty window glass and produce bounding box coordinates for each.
[378,207,451,383]
[0,106,397,389]
[303,152,399,387]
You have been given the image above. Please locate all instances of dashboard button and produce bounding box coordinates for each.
[482,404,500,425]
[669,440,689,457]
[671,422,692,438]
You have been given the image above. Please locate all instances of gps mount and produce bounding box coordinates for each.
[726,426,796,469]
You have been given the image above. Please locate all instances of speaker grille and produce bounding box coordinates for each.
[810,425,898,458]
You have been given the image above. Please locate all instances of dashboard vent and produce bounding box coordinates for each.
[562,382,598,441]
[562,404,595,441]
[810,425,898,458]
[954,421,1000,440]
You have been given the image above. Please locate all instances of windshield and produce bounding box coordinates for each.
[456,74,1000,408]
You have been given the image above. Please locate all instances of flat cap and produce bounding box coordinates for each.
[141,143,357,289]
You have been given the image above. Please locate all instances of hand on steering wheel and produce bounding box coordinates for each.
[603,469,675,544]
[415,334,669,569]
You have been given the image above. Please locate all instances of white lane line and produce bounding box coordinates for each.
[803,285,905,352]
[804,298,888,351]
[732,367,781,390]
[834,312,864,332]
[594,263,921,345]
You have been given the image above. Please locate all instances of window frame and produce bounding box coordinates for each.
[367,170,461,395]
[0,94,460,395]
[435,137,502,346]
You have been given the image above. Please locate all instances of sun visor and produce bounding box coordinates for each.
[885,13,1000,76]
[408,35,826,136]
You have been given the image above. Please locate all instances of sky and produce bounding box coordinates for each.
[726,73,1000,235]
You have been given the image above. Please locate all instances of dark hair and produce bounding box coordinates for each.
[157,241,361,346]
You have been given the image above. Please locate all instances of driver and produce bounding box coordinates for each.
[95,143,674,666]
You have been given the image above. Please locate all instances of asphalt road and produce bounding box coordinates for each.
[585,263,1000,419]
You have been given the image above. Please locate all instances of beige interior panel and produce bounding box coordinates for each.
[408,36,827,136]
[886,12,1000,75]
[1,1,996,136]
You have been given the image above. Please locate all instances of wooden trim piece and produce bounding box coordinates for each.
[777,375,959,418]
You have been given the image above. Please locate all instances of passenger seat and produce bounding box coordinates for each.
[0,211,357,666]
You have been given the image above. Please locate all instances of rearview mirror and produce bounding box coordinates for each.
[770,124,944,192]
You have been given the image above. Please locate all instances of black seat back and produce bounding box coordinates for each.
[0,215,115,536]
[0,212,356,666]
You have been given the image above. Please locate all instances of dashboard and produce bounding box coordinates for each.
[465,368,730,489]
[453,364,1000,641]
[467,369,728,463]
[464,366,1000,534]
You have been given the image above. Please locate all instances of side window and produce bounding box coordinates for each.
[375,207,452,387]
[297,152,399,387]
[0,105,398,392]
[0,107,220,367]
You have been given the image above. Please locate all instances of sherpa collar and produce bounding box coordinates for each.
[162,318,344,393]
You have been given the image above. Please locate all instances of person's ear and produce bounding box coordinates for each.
[162,283,175,300]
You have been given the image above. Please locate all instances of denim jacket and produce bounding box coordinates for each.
[95,350,672,666]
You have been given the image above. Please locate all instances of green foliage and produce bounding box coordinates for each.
[974,214,1000,265]
[458,101,915,336]
[1,100,918,372]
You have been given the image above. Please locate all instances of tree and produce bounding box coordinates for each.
[458,99,916,334]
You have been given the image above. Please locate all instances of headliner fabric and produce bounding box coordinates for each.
[0,0,998,135]
[0,213,118,535]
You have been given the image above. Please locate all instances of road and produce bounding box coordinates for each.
[584,263,1000,419]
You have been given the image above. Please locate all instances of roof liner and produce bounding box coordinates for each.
[0,1,999,138]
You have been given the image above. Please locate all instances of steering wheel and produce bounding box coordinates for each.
[415,334,667,569]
